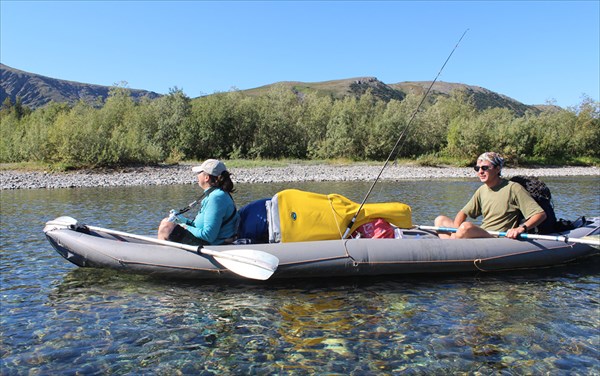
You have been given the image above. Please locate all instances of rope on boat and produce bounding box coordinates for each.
[473,259,486,271]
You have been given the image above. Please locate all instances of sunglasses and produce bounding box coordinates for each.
[474,165,493,172]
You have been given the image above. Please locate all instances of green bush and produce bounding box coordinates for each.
[1,86,597,167]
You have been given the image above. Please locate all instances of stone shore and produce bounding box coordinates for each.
[1,164,598,190]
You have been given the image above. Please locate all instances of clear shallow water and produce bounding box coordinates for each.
[1,177,599,374]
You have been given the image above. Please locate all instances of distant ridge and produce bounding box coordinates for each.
[1,63,557,115]
[389,81,542,116]
[244,77,546,116]
[0,63,161,109]
[243,76,405,102]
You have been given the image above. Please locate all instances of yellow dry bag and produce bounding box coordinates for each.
[267,189,412,243]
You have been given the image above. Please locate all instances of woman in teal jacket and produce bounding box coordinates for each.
[158,159,239,245]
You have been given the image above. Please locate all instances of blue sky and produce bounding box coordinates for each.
[1,1,598,108]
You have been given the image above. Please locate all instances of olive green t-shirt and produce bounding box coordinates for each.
[461,179,544,232]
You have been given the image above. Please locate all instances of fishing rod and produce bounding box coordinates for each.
[341,29,469,239]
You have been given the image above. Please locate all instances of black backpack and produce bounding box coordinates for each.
[509,175,558,234]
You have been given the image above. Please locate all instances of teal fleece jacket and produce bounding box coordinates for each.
[183,188,239,245]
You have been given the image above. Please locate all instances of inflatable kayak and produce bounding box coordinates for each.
[44,216,600,280]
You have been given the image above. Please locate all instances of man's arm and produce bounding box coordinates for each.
[505,211,547,239]
[453,211,467,228]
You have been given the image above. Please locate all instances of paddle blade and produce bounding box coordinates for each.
[581,235,600,249]
[202,248,279,280]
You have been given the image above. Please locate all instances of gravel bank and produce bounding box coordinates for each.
[1,164,599,190]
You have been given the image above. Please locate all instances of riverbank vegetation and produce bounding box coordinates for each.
[1,85,598,169]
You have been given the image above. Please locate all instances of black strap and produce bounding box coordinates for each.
[215,191,237,243]
[202,188,237,227]
[183,187,236,230]
[222,207,237,226]
[222,192,237,226]
[177,187,217,215]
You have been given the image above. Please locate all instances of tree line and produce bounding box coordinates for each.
[1,85,598,168]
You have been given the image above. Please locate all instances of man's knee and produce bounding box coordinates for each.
[458,222,476,231]
[434,215,452,227]
[455,222,476,238]
[456,222,491,239]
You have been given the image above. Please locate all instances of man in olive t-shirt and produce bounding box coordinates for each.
[434,152,547,239]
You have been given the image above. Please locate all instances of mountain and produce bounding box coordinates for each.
[242,76,406,102]
[1,63,556,115]
[389,81,538,116]
[0,64,161,109]
[244,77,547,116]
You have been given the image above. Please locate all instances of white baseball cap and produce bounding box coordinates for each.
[192,159,227,176]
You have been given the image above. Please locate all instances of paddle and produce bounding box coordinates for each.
[417,225,600,248]
[45,216,279,280]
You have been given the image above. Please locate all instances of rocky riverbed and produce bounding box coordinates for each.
[1,164,599,190]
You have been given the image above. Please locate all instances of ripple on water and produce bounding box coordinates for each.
[1,179,599,374]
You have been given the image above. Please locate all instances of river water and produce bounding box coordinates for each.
[1,177,599,374]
